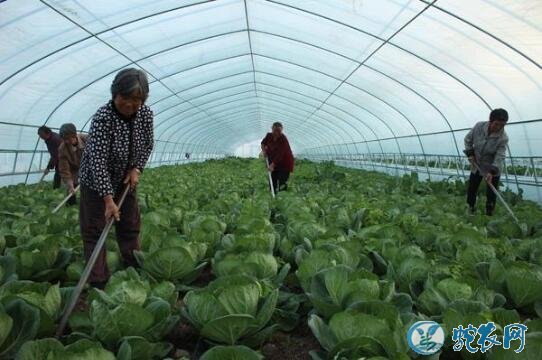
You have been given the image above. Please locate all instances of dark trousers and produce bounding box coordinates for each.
[79,186,141,283]
[66,180,78,207]
[53,171,61,189]
[271,169,290,194]
[67,193,77,206]
[467,172,500,212]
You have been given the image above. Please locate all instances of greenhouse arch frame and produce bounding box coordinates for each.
[0,0,541,201]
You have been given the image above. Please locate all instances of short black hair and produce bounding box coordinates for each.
[37,125,52,135]
[489,108,508,123]
[272,122,283,128]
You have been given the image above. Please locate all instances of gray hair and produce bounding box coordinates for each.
[111,68,149,101]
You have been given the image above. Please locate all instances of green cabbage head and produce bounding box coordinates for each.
[182,275,278,345]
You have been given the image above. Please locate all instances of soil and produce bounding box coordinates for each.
[261,318,322,360]
[75,291,89,312]
[167,321,205,359]
[56,290,90,337]
[190,264,215,288]
[167,317,321,360]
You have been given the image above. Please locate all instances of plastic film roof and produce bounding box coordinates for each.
[1,0,541,168]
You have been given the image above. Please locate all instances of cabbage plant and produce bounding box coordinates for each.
[182,214,226,249]
[200,345,263,360]
[0,281,62,337]
[182,275,278,345]
[73,269,180,351]
[417,277,475,316]
[308,302,410,360]
[4,239,71,281]
[306,265,381,319]
[16,338,115,360]
[0,299,40,358]
[296,244,361,291]
[220,233,276,254]
[505,261,542,308]
[134,240,207,284]
[212,251,290,286]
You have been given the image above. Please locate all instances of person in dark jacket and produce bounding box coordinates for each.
[37,125,62,189]
[261,122,294,194]
[464,108,509,216]
[78,68,154,288]
[58,123,87,206]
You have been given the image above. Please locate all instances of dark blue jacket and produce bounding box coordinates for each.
[45,131,62,169]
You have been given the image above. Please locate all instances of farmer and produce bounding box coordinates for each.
[57,123,87,206]
[464,108,509,216]
[37,125,62,189]
[261,122,294,194]
[78,68,154,288]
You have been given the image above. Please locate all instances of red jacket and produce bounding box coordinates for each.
[261,133,294,172]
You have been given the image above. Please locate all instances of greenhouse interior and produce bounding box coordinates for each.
[1,0,542,359]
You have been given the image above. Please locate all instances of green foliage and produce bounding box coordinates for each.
[183,214,226,248]
[4,239,71,281]
[182,275,278,345]
[67,268,182,350]
[306,265,380,318]
[16,338,115,360]
[0,299,41,358]
[505,262,542,307]
[308,302,410,359]
[213,251,279,280]
[0,158,541,359]
[116,336,172,360]
[134,240,207,284]
[200,345,263,360]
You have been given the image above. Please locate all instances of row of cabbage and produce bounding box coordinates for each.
[0,159,294,359]
[275,163,542,359]
[0,158,542,359]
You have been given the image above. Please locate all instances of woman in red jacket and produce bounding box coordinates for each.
[261,122,294,194]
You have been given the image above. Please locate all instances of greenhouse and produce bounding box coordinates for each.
[0,0,541,359]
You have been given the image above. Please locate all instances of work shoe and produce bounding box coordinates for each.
[466,206,476,216]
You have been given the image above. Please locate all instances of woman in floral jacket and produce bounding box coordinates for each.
[78,68,154,288]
